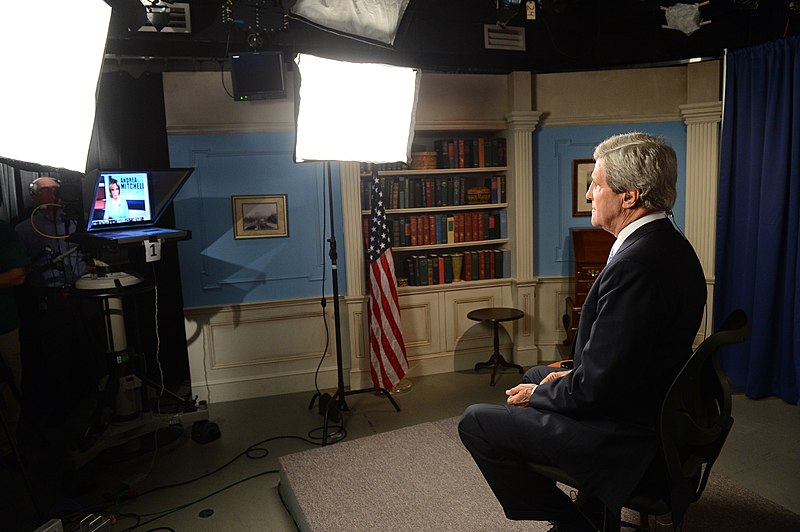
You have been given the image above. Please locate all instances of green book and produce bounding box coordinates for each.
[443,254,453,283]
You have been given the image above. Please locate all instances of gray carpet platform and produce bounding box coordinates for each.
[279,416,800,531]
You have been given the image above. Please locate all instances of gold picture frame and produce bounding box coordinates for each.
[232,194,289,239]
[572,158,595,217]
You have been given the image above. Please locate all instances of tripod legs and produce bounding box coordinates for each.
[309,386,401,445]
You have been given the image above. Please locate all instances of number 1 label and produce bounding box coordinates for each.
[145,239,162,262]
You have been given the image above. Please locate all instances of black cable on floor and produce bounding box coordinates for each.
[117,469,279,531]
[60,433,322,527]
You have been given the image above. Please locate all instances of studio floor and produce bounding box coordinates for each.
[4,370,799,531]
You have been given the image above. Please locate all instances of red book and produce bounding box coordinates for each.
[425,177,433,207]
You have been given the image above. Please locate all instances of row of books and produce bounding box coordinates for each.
[363,211,508,248]
[395,249,511,286]
[360,161,408,173]
[434,137,507,169]
[362,175,506,210]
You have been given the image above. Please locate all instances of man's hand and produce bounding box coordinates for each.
[506,383,537,406]
[540,369,571,384]
[505,369,573,406]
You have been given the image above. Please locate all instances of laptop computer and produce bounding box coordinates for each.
[69,168,194,249]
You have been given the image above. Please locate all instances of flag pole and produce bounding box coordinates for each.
[310,161,400,445]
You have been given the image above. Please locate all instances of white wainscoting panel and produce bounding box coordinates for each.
[533,276,572,363]
[184,281,570,403]
[184,297,338,404]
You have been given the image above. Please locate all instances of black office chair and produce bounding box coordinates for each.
[528,309,751,531]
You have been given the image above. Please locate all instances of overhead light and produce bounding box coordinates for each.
[0,0,111,172]
[291,0,410,45]
[144,0,172,32]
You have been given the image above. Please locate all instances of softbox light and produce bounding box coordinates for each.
[0,0,111,172]
[293,54,420,164]
[291,0,410,45]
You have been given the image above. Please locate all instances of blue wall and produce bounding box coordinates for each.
[534,123,687,277]
[168,132,345,308]
[168,123,687,307]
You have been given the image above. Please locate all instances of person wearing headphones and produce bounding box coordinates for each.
[15,177,85,288]
[13,176,96,453]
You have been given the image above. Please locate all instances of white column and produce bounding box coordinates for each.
[505,111,542,282]
[679,101,722,338]
[340,160,364,297]
[505,110,542,367]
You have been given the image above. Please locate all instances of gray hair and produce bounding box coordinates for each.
[593,132,677,211]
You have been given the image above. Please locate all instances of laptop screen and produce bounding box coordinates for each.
[85,168,194,232]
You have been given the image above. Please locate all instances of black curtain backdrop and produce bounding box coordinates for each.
[87,70,190,390]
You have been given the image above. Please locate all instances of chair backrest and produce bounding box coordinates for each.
[658,309,751,527]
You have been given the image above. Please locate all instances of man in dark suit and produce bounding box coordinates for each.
[459,132,707,531]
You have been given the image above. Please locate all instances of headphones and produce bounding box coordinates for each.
[29,177,61,196]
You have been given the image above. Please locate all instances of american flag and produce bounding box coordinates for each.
[368,171,409,390]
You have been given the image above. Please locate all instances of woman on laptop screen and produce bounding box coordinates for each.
[103,178,130,220]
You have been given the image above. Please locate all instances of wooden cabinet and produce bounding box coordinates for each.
[564,228,615,346]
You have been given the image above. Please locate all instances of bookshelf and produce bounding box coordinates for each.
[361,135,512,288]
[339,72,541,388]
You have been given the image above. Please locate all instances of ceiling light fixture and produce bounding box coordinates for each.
[290,0,410,46]
[661,1,711,36]
[145,0,173,32]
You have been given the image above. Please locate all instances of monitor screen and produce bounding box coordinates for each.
[88,171,150,229]
[85,168,194,232]
[230,51,286,101]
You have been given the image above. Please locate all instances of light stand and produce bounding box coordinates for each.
[293,54,420,445]
[308,162,399,445]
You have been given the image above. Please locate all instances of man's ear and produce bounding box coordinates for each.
[622,189,641,208]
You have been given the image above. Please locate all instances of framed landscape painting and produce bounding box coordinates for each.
[232,194,288,239]
[572,158,595,217]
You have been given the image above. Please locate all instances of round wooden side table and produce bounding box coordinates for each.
[467,307,525,386]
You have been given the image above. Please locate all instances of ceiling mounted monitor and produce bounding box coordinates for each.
[230,51,287,101]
